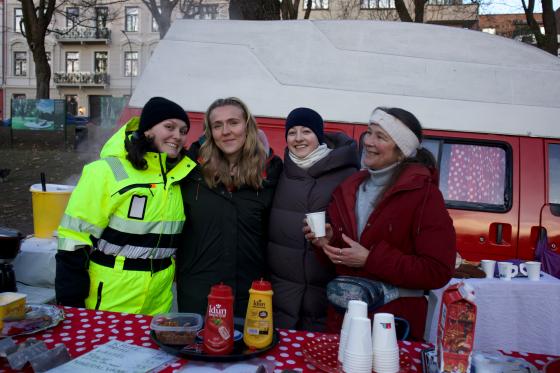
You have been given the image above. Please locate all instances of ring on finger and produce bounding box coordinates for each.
[338,249,342,256]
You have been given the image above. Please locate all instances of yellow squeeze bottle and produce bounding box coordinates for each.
[243,279,274,349]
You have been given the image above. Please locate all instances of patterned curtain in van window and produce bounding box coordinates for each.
[445,144,505,205]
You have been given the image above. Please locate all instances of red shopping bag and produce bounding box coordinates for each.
[536,228,560,279]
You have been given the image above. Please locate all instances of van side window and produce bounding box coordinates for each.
[549,144,560,204]
[436,142,510,212]
[422,139,440,163]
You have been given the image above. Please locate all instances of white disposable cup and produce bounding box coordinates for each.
[498,261,518,280]
[306,211,326,238]
[480,259,496,279]
[372,313,398,351]
[520,261,541,281]
[344,317,373,357]
[339,300,368,363]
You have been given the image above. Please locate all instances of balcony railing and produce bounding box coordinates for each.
[54,72,110,87]
[54,27,111,43]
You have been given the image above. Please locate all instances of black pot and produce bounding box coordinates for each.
[0,227,24,261]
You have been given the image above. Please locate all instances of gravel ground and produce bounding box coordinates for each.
[0,124,113,236]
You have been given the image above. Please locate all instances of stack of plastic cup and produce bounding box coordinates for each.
[371,313,400,373]
[343,316,373,373]
[338,300,368,364]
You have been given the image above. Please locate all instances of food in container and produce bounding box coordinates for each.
[0,293,27,326]
[151,313,203,345]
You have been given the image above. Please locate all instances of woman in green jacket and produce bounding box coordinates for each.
[55,97,195,315]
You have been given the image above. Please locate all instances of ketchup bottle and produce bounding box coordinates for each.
[203,283,234,355]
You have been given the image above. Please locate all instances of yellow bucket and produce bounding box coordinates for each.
[30,183,75,238]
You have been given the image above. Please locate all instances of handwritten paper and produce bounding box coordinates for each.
[46,340,177,373]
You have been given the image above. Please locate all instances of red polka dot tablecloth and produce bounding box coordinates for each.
[2,306,558,372]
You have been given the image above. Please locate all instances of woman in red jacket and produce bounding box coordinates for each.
[306,107,456,340]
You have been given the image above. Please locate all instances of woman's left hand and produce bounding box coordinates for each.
[323,233,369,268]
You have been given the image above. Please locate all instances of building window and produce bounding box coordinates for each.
[184,4,219,19]
[13,94,26,100]
[66,7,79,27]
[96,7,108,29]
[124,51,138,77]
[549,144,560,204]
[66,52,80,73]
[94,52,108,73]
[125,7,139,32]
[14,8,24,33]
[482,28,496,35]
[303,0,329,9]
[14,52,27,76]
[361,0,395,8]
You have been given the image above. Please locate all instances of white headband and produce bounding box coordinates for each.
[369,109,420,158]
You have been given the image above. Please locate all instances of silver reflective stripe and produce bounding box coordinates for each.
[60,214,104,238]
[104,157,128,181]
[58,237,88,251]
[97,239,175,259]
[108,215,184,235]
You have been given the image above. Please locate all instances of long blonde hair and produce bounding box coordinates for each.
[199,97,266,189]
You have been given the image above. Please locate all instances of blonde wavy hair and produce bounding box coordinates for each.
[199,97,266,189]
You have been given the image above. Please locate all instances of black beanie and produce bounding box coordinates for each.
[285,107,324,144]
[139,97,190,133]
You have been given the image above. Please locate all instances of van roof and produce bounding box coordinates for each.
[131,20,560,139]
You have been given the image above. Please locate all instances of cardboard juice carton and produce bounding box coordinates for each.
[436,282,477,373]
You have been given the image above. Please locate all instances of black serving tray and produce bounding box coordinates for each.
[150,328,279,362]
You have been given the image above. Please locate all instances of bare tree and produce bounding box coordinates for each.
[393,0,427,22]
[141,0,179,39]
[521,0,558,55]
[19,0,57,99]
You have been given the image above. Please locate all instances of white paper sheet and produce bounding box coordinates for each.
[46,340,176,373]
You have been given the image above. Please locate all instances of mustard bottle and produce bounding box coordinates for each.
[243,278,274,349]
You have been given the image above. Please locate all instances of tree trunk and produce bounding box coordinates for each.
[32,44,51,99]
[541,0,558,55]
[20,0,55,99]
[414,0,427,23]
[304,0,312,19]
[142,0,178,39]
[394,0,413,22]
[158,5,173,39]
[522,0,558,55]
[230,0,280,20]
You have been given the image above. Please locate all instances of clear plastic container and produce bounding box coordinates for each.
[150,313,203,345]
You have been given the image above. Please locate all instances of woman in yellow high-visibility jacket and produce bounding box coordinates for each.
[55,97,195,315]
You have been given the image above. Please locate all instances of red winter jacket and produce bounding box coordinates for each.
[324,163,456,340]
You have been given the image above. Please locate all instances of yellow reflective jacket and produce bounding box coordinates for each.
[58,117,195,258]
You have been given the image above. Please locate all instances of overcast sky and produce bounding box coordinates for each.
[480,0,560,14]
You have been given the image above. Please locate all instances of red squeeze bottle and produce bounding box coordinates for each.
[203,283,235,355]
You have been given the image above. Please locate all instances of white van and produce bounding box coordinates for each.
[121,19,560,261]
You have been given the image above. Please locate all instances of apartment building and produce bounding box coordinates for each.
[1,0,478,120]
[478,13,544,41]
[1,0,228,120]
[298,0,478,28]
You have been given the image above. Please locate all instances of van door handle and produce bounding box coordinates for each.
[496,223,503,244]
